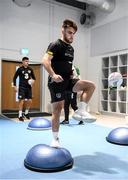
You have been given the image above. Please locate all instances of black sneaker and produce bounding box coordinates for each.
[24,114,30,120]
[78,120,84,125]
[18,116,24,122]
[60,120,69,124]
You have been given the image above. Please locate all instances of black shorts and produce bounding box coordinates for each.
[48,76,79,103]
[18,86,32,100]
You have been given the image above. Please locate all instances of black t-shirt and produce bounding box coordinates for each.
[13,66,36,88]
[47,39,74,79]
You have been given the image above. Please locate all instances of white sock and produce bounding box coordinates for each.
[25,109,29,115]
[52,132,59,140]
[78,101,87,111]
[19,110,22,117]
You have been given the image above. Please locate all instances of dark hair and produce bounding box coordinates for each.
[62,19,78,32]
[22,57,29,61]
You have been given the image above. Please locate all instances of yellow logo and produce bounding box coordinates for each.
[47,51,53,56]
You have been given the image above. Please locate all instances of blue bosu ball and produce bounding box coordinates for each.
[24,144,73,172]
[106,127,128,145]
[27,117,51,130]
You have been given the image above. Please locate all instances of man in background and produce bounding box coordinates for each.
[13,57,36,121]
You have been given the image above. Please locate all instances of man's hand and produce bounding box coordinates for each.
[52,74,64,83]
[13,86,18,92]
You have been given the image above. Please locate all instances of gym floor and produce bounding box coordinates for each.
[1,113,128,180]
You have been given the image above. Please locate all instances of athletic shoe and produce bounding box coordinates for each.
[50,138,61,148]
[24,113,30,120]
[18,116,24,122]
[72,110,96,121]
[60,120,69,124]
[78,120,84,125]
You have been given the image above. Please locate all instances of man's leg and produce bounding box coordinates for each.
[51,100,63,147]
[24,99,32,119]
[72,80,96,121]
[70,92,78,111]
[71,92,84,125]
[61,92,70,124]
[18,99,24,121]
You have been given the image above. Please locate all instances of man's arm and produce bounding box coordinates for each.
[31,69,36,80]
[42,53,63,83]
[12,69,20,92]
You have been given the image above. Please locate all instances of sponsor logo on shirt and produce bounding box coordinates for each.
[65,53,73,58]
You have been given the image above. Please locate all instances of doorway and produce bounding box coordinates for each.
[1,60,41,113]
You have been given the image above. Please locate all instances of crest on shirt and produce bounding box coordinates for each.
[56,93,61,99]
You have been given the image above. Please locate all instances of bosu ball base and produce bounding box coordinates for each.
[24,144,73,172]
[106,127,128,145]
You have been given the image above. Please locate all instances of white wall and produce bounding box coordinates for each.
[0,0,50,60]
[93,0,128,27]
[0,0,89,113]
[87,0,128,113]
